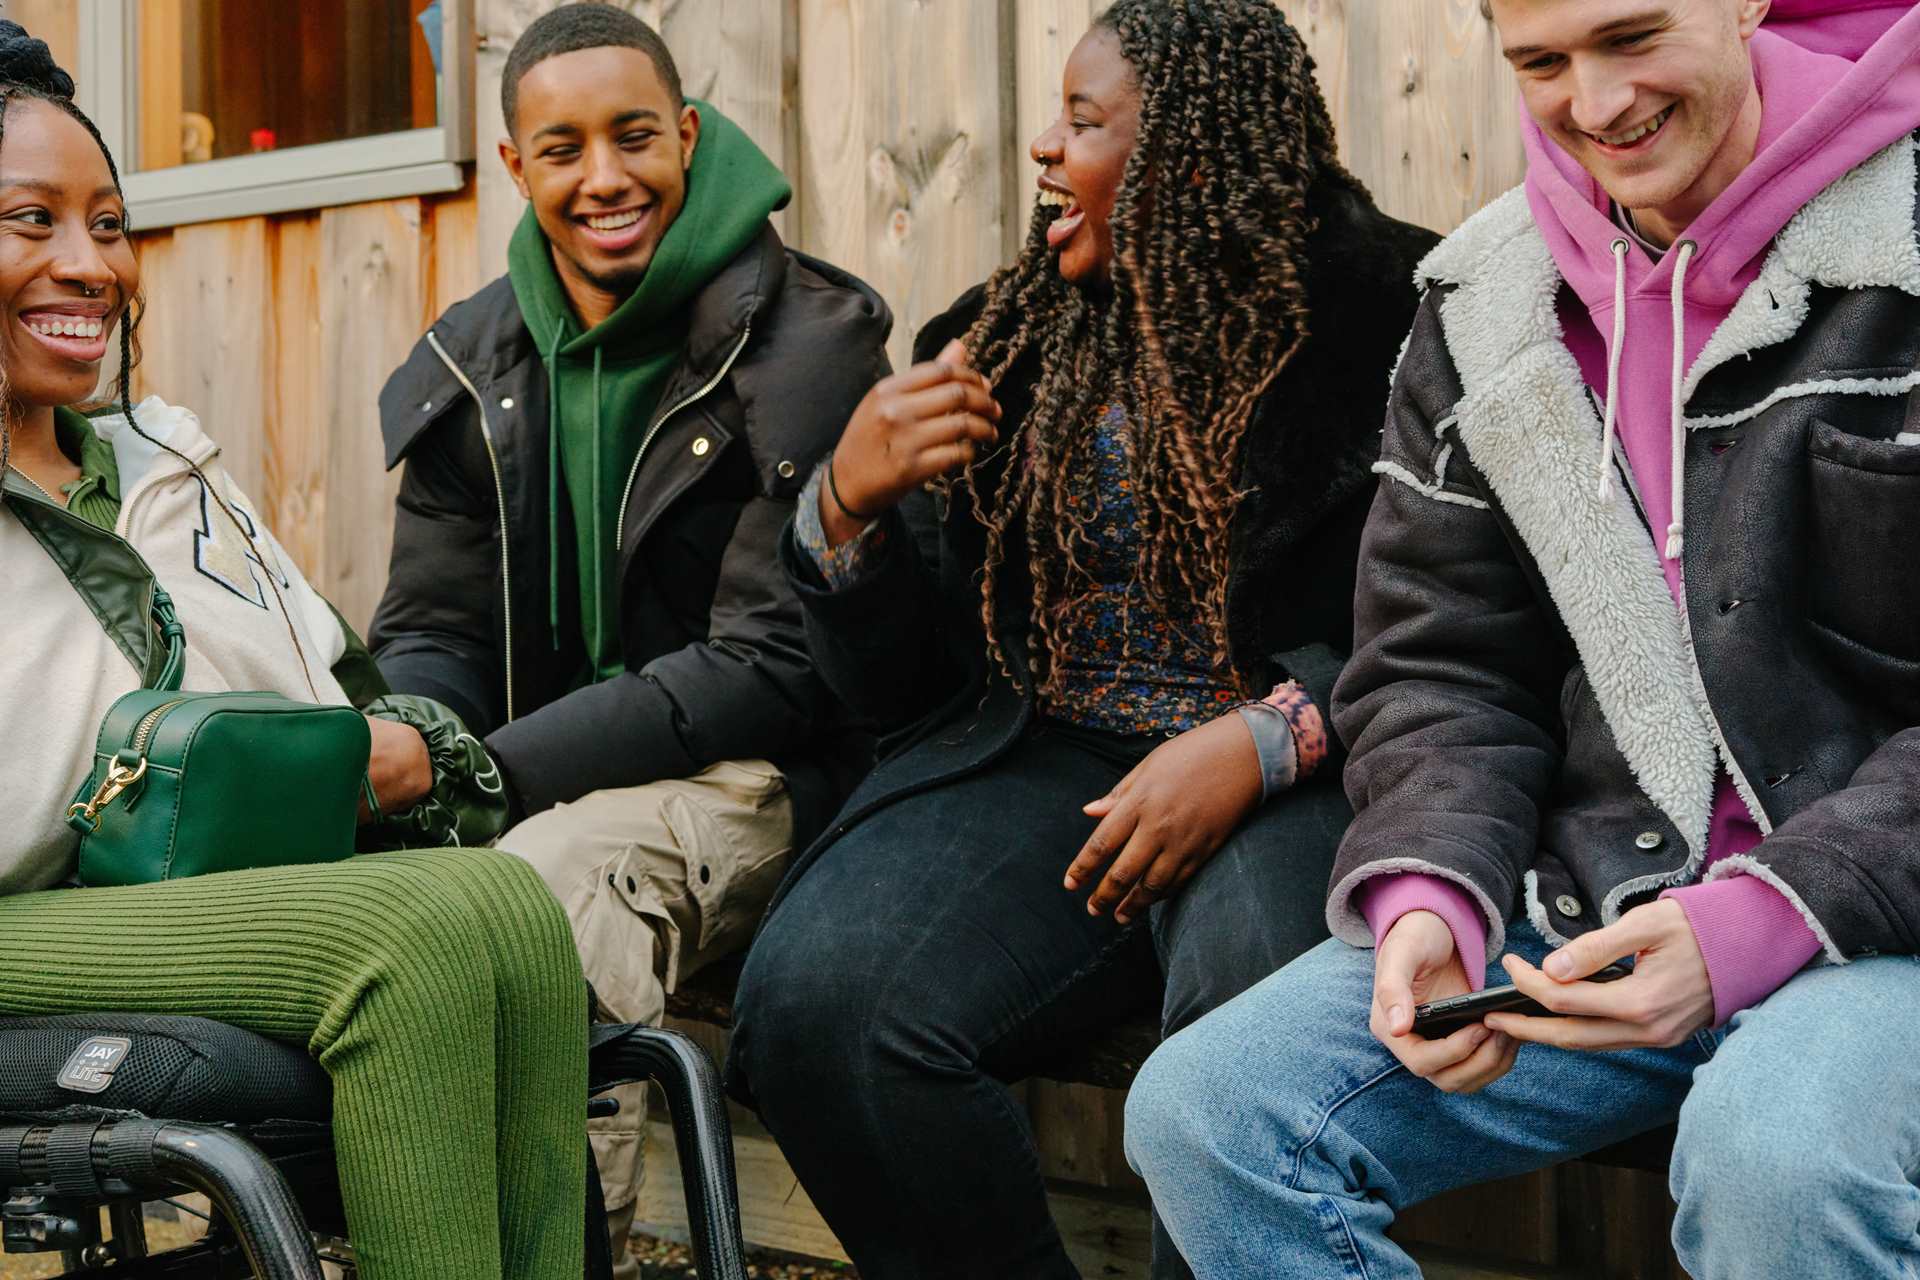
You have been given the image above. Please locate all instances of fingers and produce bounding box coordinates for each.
[1064,798,1136,891]
[1501,955,1641,1019]
[1086,824,1160,917]
[1483,1010,1640,1052]
[1539,909,1657,980]
[1429,1029,1519,1094]
[1371,947,1419,1039]
[884,351,985,395]
[892,377,1001,428]
[1372,1007,1495,1080]
[1112,847,1187,925]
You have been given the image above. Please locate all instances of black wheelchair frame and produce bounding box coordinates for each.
[0,1019,748,1279]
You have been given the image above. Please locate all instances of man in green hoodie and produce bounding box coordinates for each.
[367,7,891,1265]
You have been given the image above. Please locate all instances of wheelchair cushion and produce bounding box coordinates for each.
[0,1014,330,1124]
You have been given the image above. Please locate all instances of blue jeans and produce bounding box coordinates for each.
[731,720,1352,1279]
[1125,919,1920,1279]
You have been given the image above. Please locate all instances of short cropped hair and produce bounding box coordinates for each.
[501,3,684,133]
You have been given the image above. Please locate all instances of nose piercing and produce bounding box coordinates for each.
[82,284,102,297]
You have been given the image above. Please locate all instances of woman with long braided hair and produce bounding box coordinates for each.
[0,24,588,1277]
[730,2,1437,1275]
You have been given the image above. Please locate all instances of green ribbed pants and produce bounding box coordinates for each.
[0,848,586,1279]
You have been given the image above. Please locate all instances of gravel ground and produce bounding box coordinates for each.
[632,1232,860,1280]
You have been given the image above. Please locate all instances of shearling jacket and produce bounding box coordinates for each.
[370,226,891,841]
[760,179,1440,921]
[1326,134,1920,965]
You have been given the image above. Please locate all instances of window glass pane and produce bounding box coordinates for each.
[134,0,439,173]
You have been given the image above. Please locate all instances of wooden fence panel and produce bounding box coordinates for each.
[133,219,274,500]
[797,0,1015,373]
[267,212,327,577]
[316,199,427,632]
[1275,0,1525,231]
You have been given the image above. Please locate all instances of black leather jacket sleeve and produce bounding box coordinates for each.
[367,423,505,736]
[1325,296,1572,952]
[486,491,832,813]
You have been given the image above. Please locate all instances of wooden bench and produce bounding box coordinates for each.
[639,960,1683,1279]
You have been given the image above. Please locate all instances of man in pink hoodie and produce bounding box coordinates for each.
[1123,1,1920,1275]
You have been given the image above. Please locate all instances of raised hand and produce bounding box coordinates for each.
[819,339,1001,545]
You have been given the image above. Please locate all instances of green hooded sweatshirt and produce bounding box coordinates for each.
[506,100,791,683]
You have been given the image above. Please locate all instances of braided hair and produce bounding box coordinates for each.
[957,0,1361,694]
[0,20,144,488]
[0,23,319,695]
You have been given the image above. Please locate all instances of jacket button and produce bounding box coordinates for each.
[777,459,796,479]
[1554,894,1583,919]
[1635,831,1665,852]
[692,437,711,457]
[500,396,514,410]
[699,865,711,885]
[420,400,432,413]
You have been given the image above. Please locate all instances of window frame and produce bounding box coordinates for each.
[77,0,474,230]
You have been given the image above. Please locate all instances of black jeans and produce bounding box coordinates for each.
[731,719,1350,1279]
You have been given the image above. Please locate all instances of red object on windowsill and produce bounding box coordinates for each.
[249,128,276,153]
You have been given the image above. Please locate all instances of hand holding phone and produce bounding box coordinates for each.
[1412,962,1632,1038]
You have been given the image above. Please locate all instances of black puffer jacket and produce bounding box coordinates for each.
[1326,136,1920,965]
[761,180,1438,919]
[370,226,891,840]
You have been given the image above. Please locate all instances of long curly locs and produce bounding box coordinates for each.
[956,0,1361,694]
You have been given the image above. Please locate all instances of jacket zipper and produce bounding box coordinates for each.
[426,330,517,723]
[615,324,753,553]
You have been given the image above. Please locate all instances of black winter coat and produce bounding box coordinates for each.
[370,225,891,841]
[763,180,1439,917]
[1326,136,1920,966]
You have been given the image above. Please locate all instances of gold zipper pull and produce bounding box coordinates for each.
[66,758,149,832]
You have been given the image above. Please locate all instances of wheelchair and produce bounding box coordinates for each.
[0,1015,747,1279]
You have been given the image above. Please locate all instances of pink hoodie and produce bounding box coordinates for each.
[1366,1,1920,1025]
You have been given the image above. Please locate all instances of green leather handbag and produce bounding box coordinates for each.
[66,589,370,887]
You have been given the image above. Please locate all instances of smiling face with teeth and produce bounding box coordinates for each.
[1029,26,1141,287]
[501,45,699,330]
[0,99,134,415]
[1492,0,1769,245]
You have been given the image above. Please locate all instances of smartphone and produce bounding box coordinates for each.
[1411,962,1633,1038]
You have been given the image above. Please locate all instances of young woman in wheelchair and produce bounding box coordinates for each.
[0,27,586,1279]
[726,1,1439,1274]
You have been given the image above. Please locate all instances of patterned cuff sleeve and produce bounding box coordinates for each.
[1240,680,1329,794]
[1237,704,1299,800]
[794,458,889,590]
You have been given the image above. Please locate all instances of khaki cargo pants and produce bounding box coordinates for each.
[497,759,793,1277]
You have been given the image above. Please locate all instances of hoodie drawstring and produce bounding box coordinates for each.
[544,330,564,649]
[590,346,605,670]
[1597,239,1630,503]
[1594,235,1698,564]
[1665,239,1697,561]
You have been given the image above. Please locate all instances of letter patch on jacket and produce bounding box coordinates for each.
[193,474,287,610]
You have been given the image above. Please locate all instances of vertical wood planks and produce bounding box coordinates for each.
[132,219,274,500]
[1276,0,1524,232]
[267,213,326,578]
[1011,0,1092,260]
[316,200,427,631]
[798,0,1016,371]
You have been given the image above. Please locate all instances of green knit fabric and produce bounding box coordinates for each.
[52,407,120,532]
[0,848,586,1279]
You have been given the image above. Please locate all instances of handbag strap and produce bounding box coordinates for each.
[150,588,185,693]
